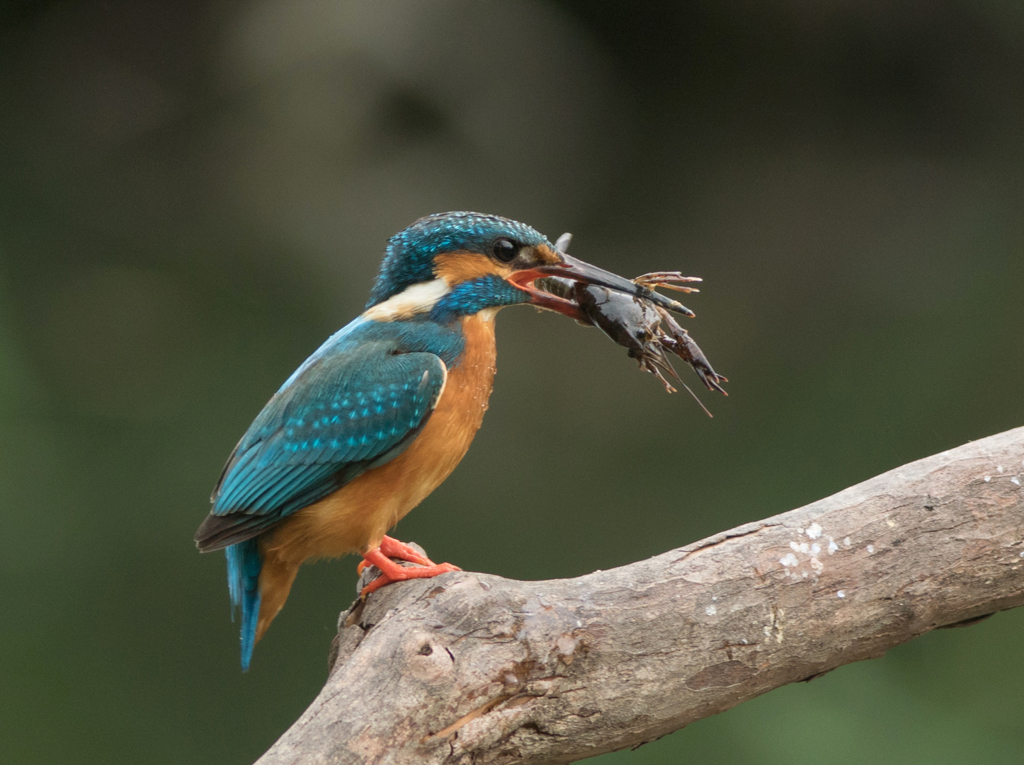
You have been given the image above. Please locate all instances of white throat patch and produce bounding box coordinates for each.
[362,278,450,322]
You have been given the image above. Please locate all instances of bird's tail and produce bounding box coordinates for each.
[226,539,262,671]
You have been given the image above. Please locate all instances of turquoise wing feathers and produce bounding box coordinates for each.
[195,332,448,551]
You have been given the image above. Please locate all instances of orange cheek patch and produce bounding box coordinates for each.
[434,251,511,285]
[533,244,562,265]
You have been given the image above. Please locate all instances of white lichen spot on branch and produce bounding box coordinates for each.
[555,634,578,657]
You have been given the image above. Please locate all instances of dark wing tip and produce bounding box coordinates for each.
[194,513,272,552]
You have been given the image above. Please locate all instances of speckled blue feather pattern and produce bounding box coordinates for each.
[213,317,464,523]
[366,211,552,308]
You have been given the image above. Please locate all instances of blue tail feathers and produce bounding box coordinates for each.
[226,539,262,671]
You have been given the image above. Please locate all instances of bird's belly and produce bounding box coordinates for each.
[261,311,498,564]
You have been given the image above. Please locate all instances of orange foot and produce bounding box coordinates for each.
[355,535,432,575]
[358,538,460,596]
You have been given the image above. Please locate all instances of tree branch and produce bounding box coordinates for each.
[255,426,1024,765]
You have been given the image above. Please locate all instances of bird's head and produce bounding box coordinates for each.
[363,211,684,323]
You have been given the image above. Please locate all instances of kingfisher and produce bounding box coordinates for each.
[195,212,685,669]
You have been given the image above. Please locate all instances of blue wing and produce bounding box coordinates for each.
[195,325,448,551]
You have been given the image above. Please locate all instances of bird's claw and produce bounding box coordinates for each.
[359,560,461,597]
[357,539,460,597]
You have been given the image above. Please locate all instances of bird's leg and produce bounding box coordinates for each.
[355,535,434,575]
[378,535,435,565]
[359,547,460,596]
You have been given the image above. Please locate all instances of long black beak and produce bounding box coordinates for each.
[523,253,694,317]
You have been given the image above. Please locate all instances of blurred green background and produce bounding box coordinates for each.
[1,1,1022,763]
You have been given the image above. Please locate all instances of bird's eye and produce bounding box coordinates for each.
[491,238,518,263]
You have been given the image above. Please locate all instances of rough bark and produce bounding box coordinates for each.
[255,426,1024,765]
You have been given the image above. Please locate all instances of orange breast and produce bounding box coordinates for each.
[261,311,499,566]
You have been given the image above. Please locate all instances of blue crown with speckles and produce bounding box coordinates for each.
[365,212,552,308]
